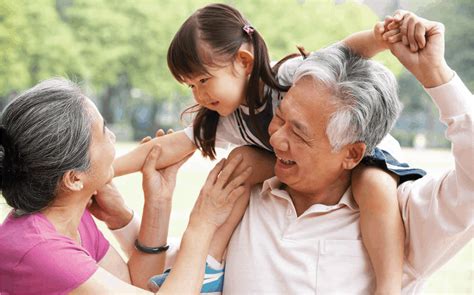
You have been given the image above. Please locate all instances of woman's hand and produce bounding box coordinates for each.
[189,154,253,230]
[88,182,133,230]
[141,144,191,204]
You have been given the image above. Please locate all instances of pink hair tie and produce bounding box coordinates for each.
[243,24,255,36]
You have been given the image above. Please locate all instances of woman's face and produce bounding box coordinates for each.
[83,98,116,190]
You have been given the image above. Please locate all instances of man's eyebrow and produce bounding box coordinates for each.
[291,119,311,138]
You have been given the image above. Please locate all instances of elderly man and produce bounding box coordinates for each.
[221,17,473,294]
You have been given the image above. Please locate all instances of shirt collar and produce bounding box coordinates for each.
[260,177,359,212]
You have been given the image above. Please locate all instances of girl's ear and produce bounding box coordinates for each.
[62,170,84,192]
[236,49,254,75]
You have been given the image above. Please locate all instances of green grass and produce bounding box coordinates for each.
[1,144,472,293]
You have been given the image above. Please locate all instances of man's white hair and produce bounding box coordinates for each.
[293,45,402,155]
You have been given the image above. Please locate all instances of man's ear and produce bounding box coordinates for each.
[341,142,366,170]
[62,170,84,191]
[236,49,254,75]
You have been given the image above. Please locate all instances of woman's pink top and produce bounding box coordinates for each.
[0,209,110,295]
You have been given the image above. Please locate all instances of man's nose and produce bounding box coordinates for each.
[269,127,289,152]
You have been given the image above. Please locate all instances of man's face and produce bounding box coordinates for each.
[268,77,350,195]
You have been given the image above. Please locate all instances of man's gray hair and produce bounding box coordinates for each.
[0,78,92,214]
[293,45,402,155]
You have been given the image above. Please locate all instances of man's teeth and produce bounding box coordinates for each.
[279,157,296,165]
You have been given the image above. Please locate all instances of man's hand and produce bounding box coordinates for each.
[387,12,453,88]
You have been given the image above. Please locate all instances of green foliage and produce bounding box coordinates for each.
[1,0,470,143]
[395,0,473,147]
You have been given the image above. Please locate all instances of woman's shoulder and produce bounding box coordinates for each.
[0,210,100,294]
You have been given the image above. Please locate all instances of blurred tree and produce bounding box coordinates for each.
[0,0,83,106]
[395,0,473,147]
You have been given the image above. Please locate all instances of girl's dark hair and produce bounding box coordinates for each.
[0,78,92,215]
[168,3,290,159]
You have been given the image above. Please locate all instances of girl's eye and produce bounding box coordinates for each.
[187,84,195,89]
[199,78,209,84]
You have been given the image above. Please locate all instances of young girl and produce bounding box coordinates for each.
[114,4,425,293]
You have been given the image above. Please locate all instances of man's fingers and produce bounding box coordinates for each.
[414,23,426,49]
[402,35,409,46]
[403,16,416,51]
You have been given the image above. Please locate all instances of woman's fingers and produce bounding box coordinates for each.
[225,185,247,206]
[203,159,226,189]
[222,166,252,197]
[142,145,161,175]
[214,154,243,190]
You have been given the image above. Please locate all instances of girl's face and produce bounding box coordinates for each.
[184,55,251,117]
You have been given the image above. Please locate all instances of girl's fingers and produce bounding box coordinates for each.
[382,28,400,40]
[414,22,427,49]
[214,154,243,190]
[222,166,252,197]
[387,32,403,43]
[155,129,165,137]
[140,136,152,144]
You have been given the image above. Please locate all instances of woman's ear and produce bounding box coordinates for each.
[341,142,366,170]
[62,170,84,192]
[236,49,254,75]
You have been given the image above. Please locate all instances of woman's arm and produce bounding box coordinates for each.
[113,130,196,177]
[159,155,252,294]
[209,146,275,261]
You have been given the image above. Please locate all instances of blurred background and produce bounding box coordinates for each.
[0,0,472,293]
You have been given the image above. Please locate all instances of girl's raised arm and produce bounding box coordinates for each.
[113,131,196,177]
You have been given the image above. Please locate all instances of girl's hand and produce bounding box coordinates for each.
[140,128,174,144]
[189,154,252,230]
[141,144,191,203]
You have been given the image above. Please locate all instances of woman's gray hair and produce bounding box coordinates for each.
[293,44,402,155]
[0,78,92,214]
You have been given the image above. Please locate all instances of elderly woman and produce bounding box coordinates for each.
[0,78,251,294]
